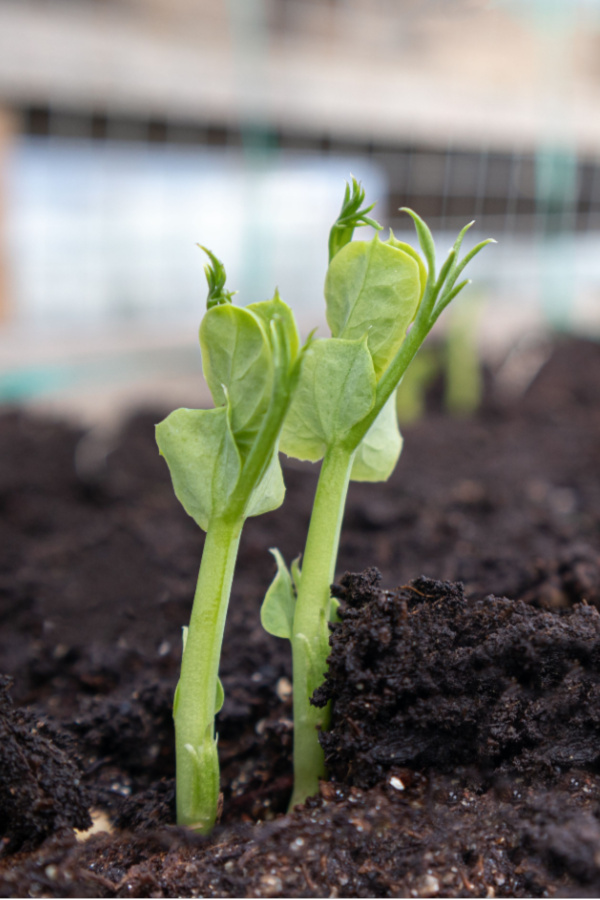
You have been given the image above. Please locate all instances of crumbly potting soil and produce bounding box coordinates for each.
[1,337,600,897]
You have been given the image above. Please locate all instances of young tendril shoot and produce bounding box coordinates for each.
[261,178,495,810]
[156,250,310,833]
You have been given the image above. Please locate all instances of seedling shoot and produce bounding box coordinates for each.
[156,252,309,832]
[261,178,494,809]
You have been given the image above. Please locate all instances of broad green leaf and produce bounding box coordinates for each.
[200,304,272,457]
[280,337,376,462]
[350,389,403,482]
[325,237,422,378]
[261,549,295,639]
[247,292,300,362]
[387,231,427,300]
[156,407,241,532]
[245,449,286,518]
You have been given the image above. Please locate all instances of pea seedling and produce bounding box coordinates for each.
[156,251,309,832]
[261,179,494,809]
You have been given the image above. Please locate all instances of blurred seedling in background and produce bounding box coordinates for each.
[396,291,485,423]
[444,292,485,418]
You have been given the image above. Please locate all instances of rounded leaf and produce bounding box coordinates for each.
[280,337,376,463]
[325,236,422,378]
[260,549,295,640]
[200,305,272,457]
[156,407,241,532]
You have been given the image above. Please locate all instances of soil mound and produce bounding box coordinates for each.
[317,572,600,785]
[0,676,90,853]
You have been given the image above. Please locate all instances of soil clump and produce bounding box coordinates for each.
[318,572,600,784]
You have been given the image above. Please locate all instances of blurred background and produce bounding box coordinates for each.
[1,0,600,421]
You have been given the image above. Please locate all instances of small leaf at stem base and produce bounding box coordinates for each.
[261,549,296,640]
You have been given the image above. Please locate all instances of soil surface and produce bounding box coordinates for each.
[1,336,600,897]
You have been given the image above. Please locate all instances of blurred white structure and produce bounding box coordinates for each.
[0,0,599,411]
[7,139,384,331]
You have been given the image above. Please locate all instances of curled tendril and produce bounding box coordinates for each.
[198,245,237,309]
[328,176,383,261]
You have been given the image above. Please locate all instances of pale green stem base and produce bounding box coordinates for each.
[289,445,354,810]
[174,515,243,832]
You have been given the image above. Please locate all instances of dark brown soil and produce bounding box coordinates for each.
[1,336,600,897]
[317,572,600,783]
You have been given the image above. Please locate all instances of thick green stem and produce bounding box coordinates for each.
[174,514,243,832]
[287,314,431,813]
[289,444,354,809]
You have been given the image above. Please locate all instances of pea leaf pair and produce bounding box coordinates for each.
[280,234,423,482]
[157,291,301,530]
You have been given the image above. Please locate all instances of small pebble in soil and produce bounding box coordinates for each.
[276,676,292,701]
[259,873,283,895]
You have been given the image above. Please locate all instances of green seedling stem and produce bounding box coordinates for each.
[175,513,242,831]
[288,444,355,805]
